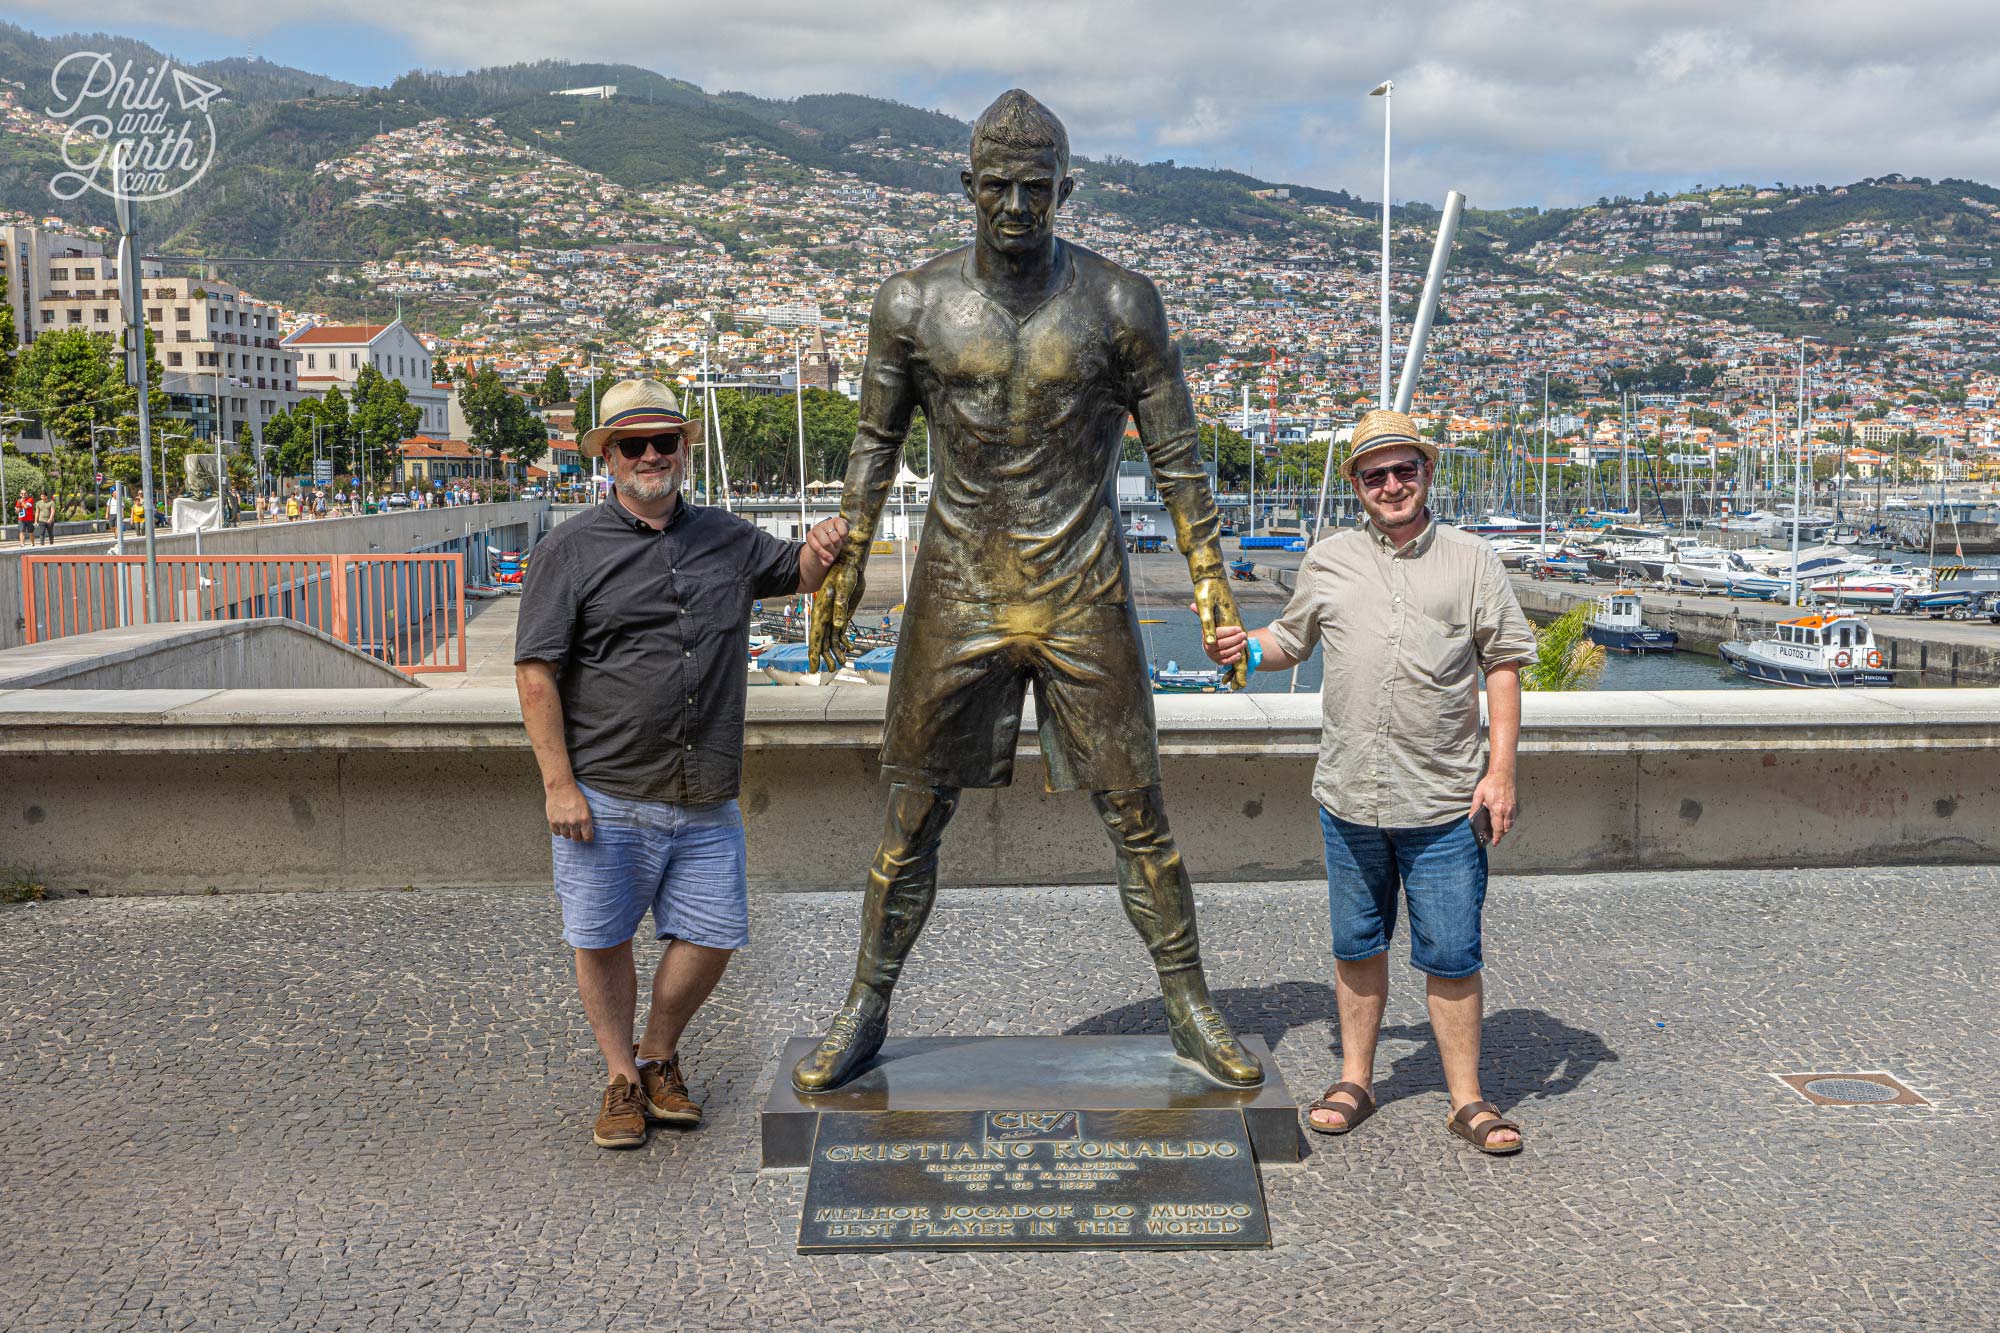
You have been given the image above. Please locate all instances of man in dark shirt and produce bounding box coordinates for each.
[515,377,847,1150]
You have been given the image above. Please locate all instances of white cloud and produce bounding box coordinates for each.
[10,0,1999,206]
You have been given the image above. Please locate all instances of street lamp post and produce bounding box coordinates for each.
[113,144,158,622]
[87,422,120,518]
[1370,80,1394,411]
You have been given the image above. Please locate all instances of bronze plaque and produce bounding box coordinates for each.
[797,1108,1268,1252]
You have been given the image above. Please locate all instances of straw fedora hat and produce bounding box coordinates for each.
[579,378,688,459]
[1341,408,1439,480]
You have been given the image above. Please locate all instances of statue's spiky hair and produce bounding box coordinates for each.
[971,89,1069,174]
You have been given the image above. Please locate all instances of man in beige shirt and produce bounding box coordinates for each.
[1205,409,1535,1155]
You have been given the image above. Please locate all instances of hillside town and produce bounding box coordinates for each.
[7,113,2000,496]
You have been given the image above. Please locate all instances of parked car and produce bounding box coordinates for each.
[383,493,411,510]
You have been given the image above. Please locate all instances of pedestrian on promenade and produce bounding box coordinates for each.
[16,492,33,545]
[514,378,848,1151]
[1202,409,1536,1155]
[37,494,55,545]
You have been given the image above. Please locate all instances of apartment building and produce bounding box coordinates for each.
[283,320,451,437]
[0,223,300,448]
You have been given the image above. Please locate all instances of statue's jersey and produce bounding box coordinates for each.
[846,240,1223,607]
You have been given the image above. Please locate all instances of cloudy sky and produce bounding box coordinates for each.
[10,1,2000,208]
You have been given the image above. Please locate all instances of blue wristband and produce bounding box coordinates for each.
[1246,638,1264,673]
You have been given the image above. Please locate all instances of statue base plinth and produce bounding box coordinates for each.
[760,1034,1299,1170]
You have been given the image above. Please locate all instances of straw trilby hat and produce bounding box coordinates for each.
[579,378,688,459]
[1342,408,1439,480]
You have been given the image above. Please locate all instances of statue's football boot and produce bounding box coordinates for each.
[791,1000,889,1094]
[1168,1002,1264,1087]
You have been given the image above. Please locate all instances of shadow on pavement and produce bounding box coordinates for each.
[1067,984,1617,1112]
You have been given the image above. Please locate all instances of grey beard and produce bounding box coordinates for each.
[616,471,678,503]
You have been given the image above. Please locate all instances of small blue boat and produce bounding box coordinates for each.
[852,645,897,686]
[1149,660,1230,693]
[759,642,828,685]
[1584,590,1678,654]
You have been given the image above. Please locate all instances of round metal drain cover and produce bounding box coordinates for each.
[1803,1078,1901,1103]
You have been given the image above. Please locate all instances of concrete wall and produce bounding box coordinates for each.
[0,620,417,692]
[3,686,1998,895]
[0,501,548,649]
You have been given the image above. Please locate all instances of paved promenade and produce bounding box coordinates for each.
[1,868,1992,1331]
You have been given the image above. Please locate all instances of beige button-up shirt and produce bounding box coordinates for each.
[1266,516,1536,828]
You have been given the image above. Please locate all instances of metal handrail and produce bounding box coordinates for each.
[20,552,468,674]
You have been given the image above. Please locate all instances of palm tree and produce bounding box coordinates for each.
[1522,603,1606,692]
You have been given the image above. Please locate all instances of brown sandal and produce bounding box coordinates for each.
[1305,1081,1376,1136]
[1447,1100,1523,1155]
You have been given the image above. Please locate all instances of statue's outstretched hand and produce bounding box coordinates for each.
[1192,576,1251,691]
[808,551,866,670]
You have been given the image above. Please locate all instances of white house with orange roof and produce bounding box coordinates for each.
[282,319,451,437]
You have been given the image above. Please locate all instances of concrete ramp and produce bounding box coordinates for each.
[0,619,419,692]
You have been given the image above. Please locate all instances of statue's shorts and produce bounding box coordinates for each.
[879,595,1162,793]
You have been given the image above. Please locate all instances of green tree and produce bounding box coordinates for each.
[1522,604,1606,692]
[539,364,571,406]
[13,329,113,459]
[317,386,355,472]
[355,367,424,491]
[705,388,790,490]
[499,392,549,488]
[264,407,302,479]
[0,268,14,407]
[1198,421,1253,488]
[459,367,511,482]
[3,455,47,502]
[798,387,857,484]
[579,372,615,432]
[13,328,122,517]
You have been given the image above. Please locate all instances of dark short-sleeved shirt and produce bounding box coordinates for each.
[514,493,802,804]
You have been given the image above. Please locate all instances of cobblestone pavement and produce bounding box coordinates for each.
[1,868,1993,1332]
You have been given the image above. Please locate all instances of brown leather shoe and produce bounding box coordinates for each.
[636,1048,702,1127]
[593,1074,649,1149]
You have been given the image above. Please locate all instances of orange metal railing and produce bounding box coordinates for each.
[20,552,468,674]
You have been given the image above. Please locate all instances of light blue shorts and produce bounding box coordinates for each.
[550,782,749,951]
[1320,808,1488,979]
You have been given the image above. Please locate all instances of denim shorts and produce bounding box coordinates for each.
[1319,807,1487,979]
[550,782,750,950]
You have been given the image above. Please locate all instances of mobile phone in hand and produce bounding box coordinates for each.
[1470,806,1494,846]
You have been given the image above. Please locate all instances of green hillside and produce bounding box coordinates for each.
[6,19,1998,303]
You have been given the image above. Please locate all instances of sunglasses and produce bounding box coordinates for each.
[612,433,681,461]
[1357,460,1424,490]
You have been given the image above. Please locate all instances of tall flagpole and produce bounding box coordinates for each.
[1539,370,1550,557]
[1371,81,1395,411]
[794,338,809,539]
[1243,385,1254,538]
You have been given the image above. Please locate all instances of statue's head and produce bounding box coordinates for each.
[962,89,1074,258]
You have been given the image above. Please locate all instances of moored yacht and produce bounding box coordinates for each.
[1584,590,1679,654]
[1718,612,1894,687]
